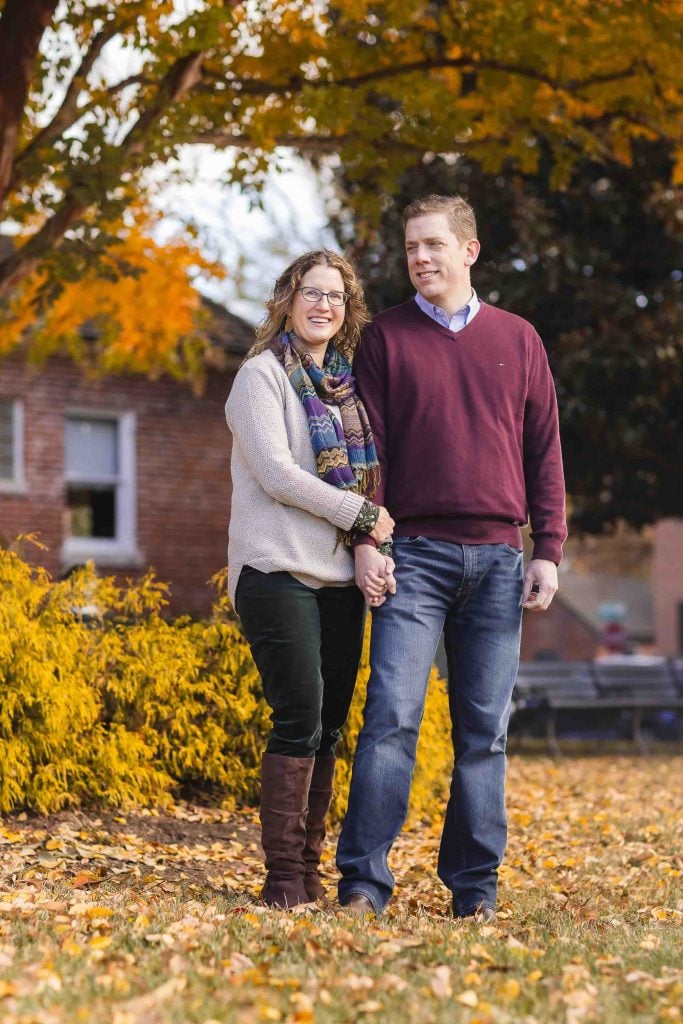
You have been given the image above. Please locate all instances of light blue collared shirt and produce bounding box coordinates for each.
[415,289,480,333]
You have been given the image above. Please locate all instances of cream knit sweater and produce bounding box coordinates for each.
[225,350,365,603]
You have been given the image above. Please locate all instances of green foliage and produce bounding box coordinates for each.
[337,140,683,532]
[0,546,451,821]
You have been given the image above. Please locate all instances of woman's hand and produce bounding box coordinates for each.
[355,548,397,607]
[369,506,394,546]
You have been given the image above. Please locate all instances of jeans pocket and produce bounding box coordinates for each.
[396,535,425,545]
[500,543,523,556]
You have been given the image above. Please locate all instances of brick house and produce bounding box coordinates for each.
[653,519,683,655]
[520,571,654,660]
[0,299,253,616]
[520,592,600,661]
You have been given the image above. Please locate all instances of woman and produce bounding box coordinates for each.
[225,250,394,908]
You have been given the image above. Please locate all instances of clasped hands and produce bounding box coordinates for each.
[357,504,395,606]
[357,514,559,611]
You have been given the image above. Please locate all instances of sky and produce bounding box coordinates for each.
[150,148,339,326]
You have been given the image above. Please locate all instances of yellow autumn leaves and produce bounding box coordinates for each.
[0,754,681,1022]
[0,544,452,820]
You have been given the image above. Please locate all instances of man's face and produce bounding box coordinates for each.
[404,212,479,309]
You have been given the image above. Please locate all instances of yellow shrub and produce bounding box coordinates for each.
[0,549,269,813]
[0,546,451,821]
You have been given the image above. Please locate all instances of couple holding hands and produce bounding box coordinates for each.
[225,193,566,920]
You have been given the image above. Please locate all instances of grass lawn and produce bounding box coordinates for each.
[0,755,681,1024]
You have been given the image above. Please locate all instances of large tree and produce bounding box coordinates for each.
[336,141,682,532]
[1,0,681,308]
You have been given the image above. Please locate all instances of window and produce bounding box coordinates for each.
[65,418,118,538]
[61,411,140,568]
[0,398,25,493]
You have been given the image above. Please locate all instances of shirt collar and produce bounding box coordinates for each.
[414,289,480,328]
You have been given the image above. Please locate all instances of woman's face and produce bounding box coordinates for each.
[288,266,346,352]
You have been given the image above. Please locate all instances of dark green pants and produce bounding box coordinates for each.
[235,566,366,758]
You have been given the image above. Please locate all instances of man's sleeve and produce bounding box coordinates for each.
[523,332,568,564]
[353,322,389,549]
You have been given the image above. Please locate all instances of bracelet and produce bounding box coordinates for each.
[353,499,380,535]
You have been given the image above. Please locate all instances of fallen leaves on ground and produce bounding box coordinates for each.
[0,756,681,1023]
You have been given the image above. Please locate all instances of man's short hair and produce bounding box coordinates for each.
[402,194,477,243]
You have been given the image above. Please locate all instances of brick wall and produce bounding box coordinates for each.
[653,518,683,655]
[0,357,235,617]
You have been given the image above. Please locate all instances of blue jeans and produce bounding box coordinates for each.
[337,539,523,914]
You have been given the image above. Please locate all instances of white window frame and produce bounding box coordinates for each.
[0,399,27,494]
[61,409,142,569]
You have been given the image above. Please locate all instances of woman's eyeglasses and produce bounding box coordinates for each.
[296,286,349,306]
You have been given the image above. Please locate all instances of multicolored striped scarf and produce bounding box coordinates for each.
[270,331,379,499]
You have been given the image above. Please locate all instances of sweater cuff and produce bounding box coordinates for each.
[335,491,366,532]
[532,538,564,566]
[352,534,378,550]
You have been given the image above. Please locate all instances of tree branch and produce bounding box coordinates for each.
[185,130,348,152]
[183,129,505,156]
[0,196,86,301]
[209,56,644,100]
[566,62,642,91]
[122,50,206,158]
[12,19,122,180]
[0,51,208,300]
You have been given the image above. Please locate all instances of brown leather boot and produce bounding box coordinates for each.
[259,753,314,909]
[302,755,336,901]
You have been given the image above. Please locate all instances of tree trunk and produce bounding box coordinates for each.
[0,0,59,215]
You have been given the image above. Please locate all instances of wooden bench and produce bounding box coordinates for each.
[671,658,683,696]
[592,661,683,752]
[511,659,683,755]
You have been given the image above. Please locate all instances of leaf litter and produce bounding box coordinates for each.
[0,755,680,1023]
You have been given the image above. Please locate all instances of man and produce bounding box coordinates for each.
[337,194,566,921]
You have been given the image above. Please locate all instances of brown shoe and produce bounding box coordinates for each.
[259,753,314,909]
[302,755,336,901]
[341,893,375,916]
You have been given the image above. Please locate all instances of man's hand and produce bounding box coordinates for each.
[382,555,396,594]
[522,558,558,611]
[369,506,394,546]
[355,546,397,607]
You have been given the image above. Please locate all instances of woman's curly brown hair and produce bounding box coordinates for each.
[244,249,370,362]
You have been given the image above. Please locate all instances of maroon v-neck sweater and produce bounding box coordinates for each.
[354,299,567,564]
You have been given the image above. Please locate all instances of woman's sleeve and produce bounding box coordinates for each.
[225,362,364,531]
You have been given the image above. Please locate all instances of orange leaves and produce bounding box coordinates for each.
[2,213,226,384]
